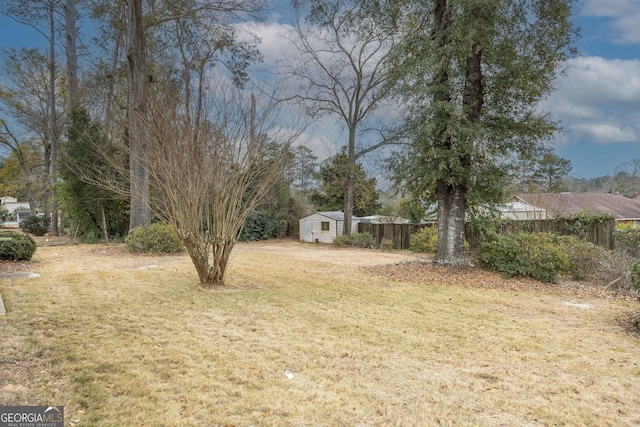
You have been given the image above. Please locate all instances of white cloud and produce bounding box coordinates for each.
[241,21,294,69]
[571,122,639,143]
[581,0,640,43]
[545,56,640,145]
[560,56,640,105]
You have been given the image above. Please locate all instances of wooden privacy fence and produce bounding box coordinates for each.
[359,218,616,250]
[358,223,430,249]
[465,218,616,250]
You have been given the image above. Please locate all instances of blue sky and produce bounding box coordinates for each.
[1,0,639,180]
[545,0,640,178]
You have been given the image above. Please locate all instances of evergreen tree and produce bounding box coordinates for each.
[390,0,577,265]
[311,150,381,217]
[532,153,572,192]
[59,109,127,241]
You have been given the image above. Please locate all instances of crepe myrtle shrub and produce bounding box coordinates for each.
[0,231,37,261]
[125,222,184,253]
[19,215,51,236]
[478,232,570,284]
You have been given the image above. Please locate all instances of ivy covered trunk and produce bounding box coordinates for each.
[432,1,484,266]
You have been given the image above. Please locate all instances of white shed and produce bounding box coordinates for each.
[299,211,360,244]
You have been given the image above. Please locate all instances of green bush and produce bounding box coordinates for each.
[0,231,37,261]
[478,232,570,283]
[240,210,277,241]
[332,235,351,247]
[0,206,8,226]
[559,235,636,290]
[566,210,615,241]
[125,222,184,253]
[332,232,375,248]
[19,215,50,236]
[410,226,438,253]
[556,236,603,281]
[630,263,640,291]
[615,224,640,258]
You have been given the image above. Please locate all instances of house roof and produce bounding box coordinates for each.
[514,193,640,220]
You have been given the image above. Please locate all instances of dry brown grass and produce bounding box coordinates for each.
[1,240,639,426]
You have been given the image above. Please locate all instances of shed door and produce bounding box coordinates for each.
[303,219,313,242]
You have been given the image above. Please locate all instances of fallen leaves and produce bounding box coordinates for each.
[367,260,638,301]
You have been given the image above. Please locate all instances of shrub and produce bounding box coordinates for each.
[332,235,351,247]
[0,231,37,261]
[556,236,603,281]
[478,232,569,283]
[19,215,50,236]
[0,206,8,226]
[566,210,615,241]
[332,232,375,248]
[410,226,438,253]
[240,210,277,241]
[630,263,640,291]
[379,238,394,251]
[125,222,184,253]
[615,224,640,258]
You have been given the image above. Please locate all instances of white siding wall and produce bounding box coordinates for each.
[300,213,363,243]
[299,213,361,244]
[299,213,338,244]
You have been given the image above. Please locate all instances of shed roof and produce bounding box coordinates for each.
[514,193,640,220]
[307,211,360,222]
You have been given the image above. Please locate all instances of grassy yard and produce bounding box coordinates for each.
[0,240,639,426]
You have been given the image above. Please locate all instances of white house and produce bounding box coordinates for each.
[0,196,30,213]
[299,211,360,244]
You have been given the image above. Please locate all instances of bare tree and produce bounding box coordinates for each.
[64,0,79,108]
[144,85,302,286]
[0,120,40,214]
[1,0,64,234]
[284,0,409,235]
[75,81,303,286]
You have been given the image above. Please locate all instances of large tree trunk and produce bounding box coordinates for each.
[127,0,151,230]
[432,0,484,266]
[182,236,233,287]
[343,126,357,235]
[435,181,467,266]
[64,0,78,109]
[48,0,59,235]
